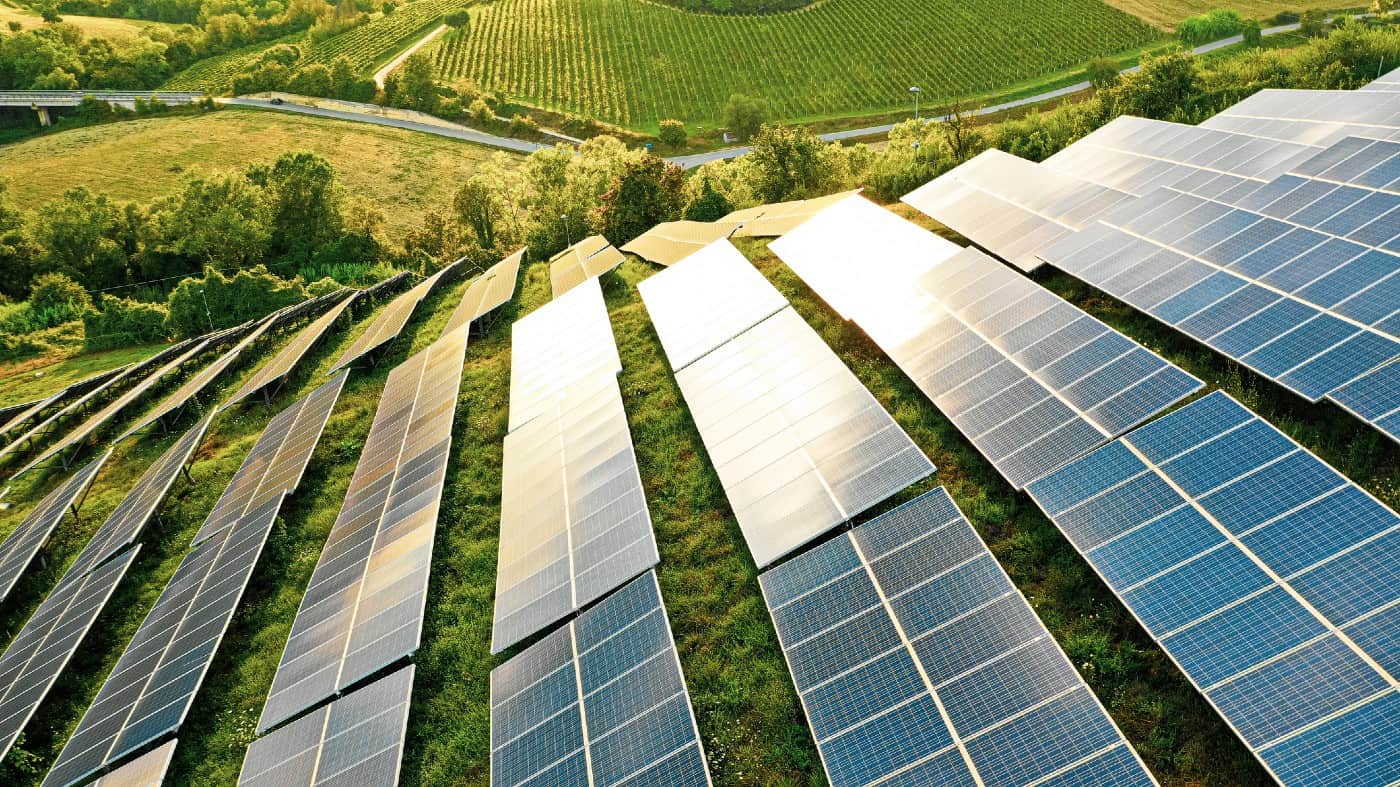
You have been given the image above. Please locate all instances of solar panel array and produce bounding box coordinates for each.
[1365,67,1400,91]
[0,452,109,606]
[242,664,413,786]
[723,189,862,238]
[772,198,1201,489]
[903,149,1132,272]
[93,739,177,786]
[508,277,621,431]
[1025,391,1399,786]
[361,270,413,300]
[550,235,627,297]
[42,372,347,787]
[442,247,526,336]
[491,571,711,787]
[634,238,787,370]
[0,547,140,761]
[1200,88,1400,146]
[642,241,934,567]
[760,487,1157,787]
[0,364,128,444]
[224,290,359,408]
[328,259,467,373]
[492,373,658,653]
[258,329,467,732]
[621,220,740,266]
[0,399,41,437]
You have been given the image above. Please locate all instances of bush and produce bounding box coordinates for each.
[29,273,91,314]
[658,119,687,148]
[508,113,538,136]
[83,294,169,351]
[1242,18,1262,46]
[165,265,308,338]
[445,9,469,27]
[722,94,769,141]
[1178,9,1243,46]
[1085,57,1121,89]
[468,98,494,124]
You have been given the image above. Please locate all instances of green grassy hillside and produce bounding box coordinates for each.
[441,0,1164,127]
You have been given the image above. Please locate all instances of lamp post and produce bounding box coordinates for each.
[561,213,572,247]
[908,86,922,123]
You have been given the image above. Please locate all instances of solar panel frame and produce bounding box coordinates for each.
[758,487,1158,787]
[1199,89,1400,147]
[223,290,359,409]
[0,451,110,606]
[92,738,177,786]
[0,364,130,445]
[442,247,526,336]
[327,259,467,373]
[1025,391,1400,787]
[549,236,627,297]
[257,329,467,732]
[620,221,741,266]
[490,570,712,787]
[41,373,347,787]
[240,664,414,787]
[508,277,622,432]
[724,189,863,237]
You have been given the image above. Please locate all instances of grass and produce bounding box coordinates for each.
[1100,0,1341,29]
[0,106,520,235]
[0,344,166,407]
[450,0,1163,128]
[0,2,178,39]
[0,221,1393,786]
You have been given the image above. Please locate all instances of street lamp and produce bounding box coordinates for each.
[561,213,572,247]
[908,86,922,123]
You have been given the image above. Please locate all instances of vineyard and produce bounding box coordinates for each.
[438,0,1164,127]
[163,0,470,92]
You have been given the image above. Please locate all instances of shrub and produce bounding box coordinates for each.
[658,119,687,148]
[468,98,494,124]
[29,273,91,314]
[1178,10,1243,46]
[1085,57,1120,90]
[722,93,769,141]
[445,8,469,27]
[165,265,308,338]
[508,113,538,136]
[83,294,169,351]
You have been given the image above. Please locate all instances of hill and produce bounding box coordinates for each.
[0,1,178,39]
[436,0,1164,128]
[0,106,519,234]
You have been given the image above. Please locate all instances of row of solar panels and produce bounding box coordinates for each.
[0,258,514,785]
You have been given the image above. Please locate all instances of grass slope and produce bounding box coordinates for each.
[0,344,165,408]
[1100,0,1339,29]
[0,2,177,39]
[0,227,1393,786]
[0,107,518,234]
[447,0,1162,128]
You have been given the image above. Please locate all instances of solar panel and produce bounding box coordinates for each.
[634,239,788,371]
[0,545,139,761]
[361,270,412,300]
[492,373,658,653]
[550,235,626,297]
[441,247,525,336]
[724,189,863,237]
[1025,391,1400,786]
[93,739,176,786]
[1365,67,1400,91]
[620,221,740,266]
[1199,88,1400,147]
[509,277,621,431]
[0,364,129,444]
[773,203,1201,489]
[41,373,347,787]
[0,399,41,434]
[0,451,109,606]
[673,306,934,567]
[1329,359,1399,444]
[62,415,211,584]
[759,487,1158,787]
[241,664,413,787]
[257,329,467,732]
[328,258,467,373]
[903,149,1133,272]
[224,291,360,408]
[491,571,711,786]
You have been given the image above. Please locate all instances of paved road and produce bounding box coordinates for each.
[375,24,448,88]
[217,96,547,154]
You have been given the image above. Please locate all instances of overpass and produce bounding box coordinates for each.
[0,90,204,125]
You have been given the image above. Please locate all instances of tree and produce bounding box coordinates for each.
[1299,9,1326,37]
[31,66,78,89]
[288,62,333,95]
[0,183,36,300]
[146,174,272,268]
[452,176,506,250]
[37,0,60,23]
[658,119,686,148]
[1372,0,1397,14]
[747,124,825,203]
[939,102,984,162]
[250,152,343,261]
[165,265,307,337]
[1107,48,1200,119]
[330,56,375,101]
[31,187,129,291]
[1242,18,1262,47]
[591,155,686,245]
[1085,57,1119,90]
[444,9,469,28]
[683,177,733,221]
[390,51,438,112]
[29,272,91,314]
[722,93,768,141]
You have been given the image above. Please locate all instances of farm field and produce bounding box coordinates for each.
[440,0,1163,128]
[1100,0,1339,28]
[0,1,177,39]
[1,215,1394,784]
[162,0,470,92]
[0,107,520,234]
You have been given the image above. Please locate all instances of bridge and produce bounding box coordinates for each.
[0,90,204,125]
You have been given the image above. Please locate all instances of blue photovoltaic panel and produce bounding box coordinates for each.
[1026,391,1400,787]
[1329,360,1400,444]
[773,205,1200,489]
[0,452,109,606]
[490,571,711,787]
[759,487,1157,787]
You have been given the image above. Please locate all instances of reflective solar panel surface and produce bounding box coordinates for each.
[361,271,412,300]
[493,373,658,653]
[903,149,1132,272]
[242,664,413,787]
[1365,67,1400,91]
[509,277,621,431]
[442,248,525,336]
[0,364,128,444]
[621,221,740,266]
[773,201,1200,489]
[759,487,1158,787]
[0,451,109,605]
[328,259,465,373]
[674,307,934,567]
[635,239,789,371]
[1199,89,1400,146]
[491,571,711,787]
[0,545,138,761]
[550,235,627,297]
[1025,391,1400,787]
[224,291,359,408]
[725,189,862,237]
[42,373,347,787]
[0,399,42,438]
[93,738,176,787]
[61,415,211,584]
[258,329,467,732]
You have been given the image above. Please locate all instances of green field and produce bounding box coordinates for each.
[442,0,1163,127]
